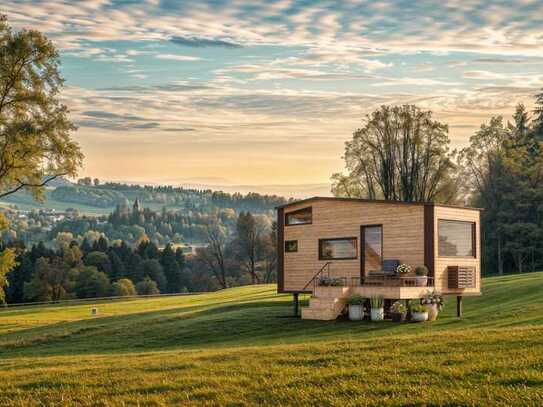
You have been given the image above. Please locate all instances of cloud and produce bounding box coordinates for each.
[170,36,242,48]
[155,54,202,61]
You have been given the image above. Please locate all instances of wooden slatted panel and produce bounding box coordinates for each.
[447,266,476,288]
[283,200,425,292]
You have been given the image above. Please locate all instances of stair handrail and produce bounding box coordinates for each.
[302,262,332,291]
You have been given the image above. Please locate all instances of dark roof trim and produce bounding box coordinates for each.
[275,196,483,212]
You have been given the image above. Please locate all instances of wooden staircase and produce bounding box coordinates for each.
[301,286,351,320]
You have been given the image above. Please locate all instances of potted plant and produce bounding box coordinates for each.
[390,301,407,322]
[317,276,344,287]
[421,291,444,321]
[370,295,384,321]
[396,263,411,275]
[410,303,429,322]
[347,294,365,321]
[414,265,429,287]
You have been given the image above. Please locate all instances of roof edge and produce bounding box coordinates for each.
[275,196,484,211]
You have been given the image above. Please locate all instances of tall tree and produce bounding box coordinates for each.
[234,212,266,284]
[0,15,82,302]
[534,88,543,136]
[331,105,458,203]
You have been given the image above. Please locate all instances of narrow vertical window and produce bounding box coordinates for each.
[364,225,383,272]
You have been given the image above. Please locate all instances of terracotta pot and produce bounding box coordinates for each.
[348,305,364,321]
[370,308,384,321]
[415,276,428,287]
[427,304,439,321]
[411,311,428,322]
[391,312,406,322]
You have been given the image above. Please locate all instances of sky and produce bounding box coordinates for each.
[4,0,543,195]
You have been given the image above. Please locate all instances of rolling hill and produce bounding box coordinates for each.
[1,273,543,406]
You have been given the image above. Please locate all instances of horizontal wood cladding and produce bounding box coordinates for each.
[447,266,476,289]
[283,200,425,292]
[433,206,481,295]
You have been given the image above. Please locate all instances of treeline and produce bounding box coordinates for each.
[4,211,277,304]
[53,181,290,212]
[49,203,239,247]
[459,100,543,275]
[4,239,187,304]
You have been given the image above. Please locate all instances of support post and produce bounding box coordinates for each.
[293,293,299,317]
[456,296,463,318]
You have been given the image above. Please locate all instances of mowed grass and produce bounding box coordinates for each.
[1,273,543,406]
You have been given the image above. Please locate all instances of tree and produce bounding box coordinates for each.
[84,251,112,276]
[141,259,167,292]
[24,256,77,301]
[111,278,136,296]
[534,88,543,136]
[135,277,159,295]
[0,15,83,200]
[0,15,82,303]
[74,266,110,299]
[233,212,267,284]
[331,105,458,203]
[0,214,16,303]
[195,221,230,289]
[160,243,185,293]
[261,221,277,283]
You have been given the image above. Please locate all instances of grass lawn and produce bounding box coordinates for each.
[1,273,543,406]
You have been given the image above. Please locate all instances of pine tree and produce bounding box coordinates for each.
[534,88,543,137]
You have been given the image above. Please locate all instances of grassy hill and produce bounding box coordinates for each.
[1,273,543,406]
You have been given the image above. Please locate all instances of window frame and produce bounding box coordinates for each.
[285,206,312,226]
[284,240,298,253]
[318,237,358,261]
[437,219,476,259]
[360,224,384,274]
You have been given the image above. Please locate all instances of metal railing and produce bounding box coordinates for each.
[302,262,333,291]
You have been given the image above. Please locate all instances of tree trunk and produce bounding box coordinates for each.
[497,237,503,275]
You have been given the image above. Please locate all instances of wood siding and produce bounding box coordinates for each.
[433,206,481,295]
[281,200,426,292]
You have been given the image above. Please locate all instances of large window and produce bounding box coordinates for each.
[438,220,475,258]
[363,225,383,272]
[285,207,312,226]
[319,237,357,260]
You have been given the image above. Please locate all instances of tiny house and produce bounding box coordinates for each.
[276,197,482,320]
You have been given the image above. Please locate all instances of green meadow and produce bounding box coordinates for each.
[1,273,543,406]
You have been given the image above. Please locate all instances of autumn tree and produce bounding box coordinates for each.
[331,105,458,203]
[0,15,82,302]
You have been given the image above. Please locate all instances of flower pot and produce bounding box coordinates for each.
[426,304,439,321]
[348,305,364,321]
[415,276,428,287]
[411,311,428,322]
[370,308,384,321]
[391,312,406,322]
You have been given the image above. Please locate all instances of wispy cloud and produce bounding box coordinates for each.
[170,36,242,48]
[155,54,202,61]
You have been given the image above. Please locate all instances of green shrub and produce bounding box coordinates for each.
[411,304,428,313]
[348,294,366,306]
[111,278,136,297]
[415,265,429,276]
[390,301,406,313]
[370,295,384,309]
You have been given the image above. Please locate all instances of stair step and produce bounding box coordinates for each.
[301,307,339,320]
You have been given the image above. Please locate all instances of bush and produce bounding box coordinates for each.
[136,277,160,295]
[415,265,429,276]
[411,304,428,313]
[348,294,366,306]
[111,278,136,297]
[390,301,406,314]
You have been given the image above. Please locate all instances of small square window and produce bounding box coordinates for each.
[285,240,298,252]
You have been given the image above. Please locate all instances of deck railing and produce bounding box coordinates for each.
[315,275,435,289]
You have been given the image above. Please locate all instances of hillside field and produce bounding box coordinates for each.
[1,273,543,406]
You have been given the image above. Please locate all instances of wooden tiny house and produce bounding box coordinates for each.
[276,197,481,320]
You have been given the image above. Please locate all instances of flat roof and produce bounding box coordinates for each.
[275,196,483,211]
